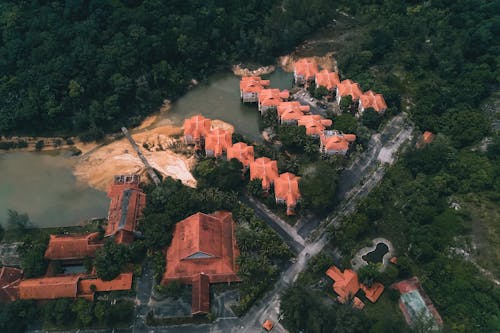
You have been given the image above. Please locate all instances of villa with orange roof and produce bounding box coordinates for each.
[315,69,340,97]
[0,267,23,302]
[240,76,270,103]
[106,175,146,244]
[227,142,254,169]
[358,90,387,115]
[249,157,279,192]
[326,265,384,310]
[277,101,311,125]
[320,130,357,155]
[44,232,103,262]
[294,58,319,86]
[336,80,363,109]
[258,89,290,114]
[274,173,301,215]
[297,115,332,137]
[205,128,233,158]
[161,211,240,315]
[183,115,212,146]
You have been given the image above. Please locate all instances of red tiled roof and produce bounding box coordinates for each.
[326,266,360,303]
[258,89,290,108]
[205,128,233,158]
[19,275,80,300]
[44,232,103,261]
[105,178,146,243]
[78,273,133,295]
[162,211,240,283]
[277,101,310,117]
[0,267,22,302]
[320,131,356,154]
[315,69,340,91]
[360,282,384,303]
[274,173,301,215]
[422,131,435,144]
[294,58,319,80]
[183,115,212,143]
[249,157,279,191]
[191,273,210,315]
[263,320,274,331]
[227,142,255,167]
[359,90,387,113]
[297,115,333,136]
[337,80,363,101]
[239,76,270,93]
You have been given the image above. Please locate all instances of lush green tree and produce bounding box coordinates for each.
[357,263,381,287]
[340,96,353,113]
[94,239,130,281]
[261,107,278,130]
[247,178,263,197]
[0,300,37,333]
[361,108,382,130]
[313,86,329,99]
[194,158,244,192]
[6,209,30,236]
[19,236,48,278]
[333,114,358,133]
[299,161,338,213]
[44,298,75,327]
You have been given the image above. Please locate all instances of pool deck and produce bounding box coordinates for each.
[351,238,394,272]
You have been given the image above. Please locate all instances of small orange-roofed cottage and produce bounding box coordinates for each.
[326,266,364,309]
[240,76,270,103]
[183,115,212,146]
[336,80,363,108]
[274,173,301,216]
[297,115,333,137]
[358,90,387,115]
[249,157,279,192]
[294,58,319,86]
[0,267,23,302]
[205,128,233,158]
[258,89,290,114]
[161,211,240,315]
[106,175,146,244]
[360,283,385,303]
[44,232,103,262]
[315,70,340,96]
[320,131,356,155]
[227,142,254,169]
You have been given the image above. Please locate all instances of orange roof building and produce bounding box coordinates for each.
[44,232,103,261]
[227,142,255,168]
[297,115,333,137]
[161,211,240,315]
[183,115,212,145]
[320,130,356,155]
[315,69,340,91]
[106,175,146,244]
[204,128,233,158]
[0,267,23,302]
[19,273,133,301]
[258,89,290,114]
[240,76,271,103]
[78,273,133,301]
[277,101,311,125]
[19,275,80,300]
[326,266,363,309]
[358,90,387,114]
[336,79,363,105]
[249,157,279,191]
[274,173,301,216]
[360,282,385,303]
[294,58,319,86]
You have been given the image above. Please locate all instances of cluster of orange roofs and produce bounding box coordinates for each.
[326,265,385,310]
[0,175,145,302]
[184,114,300,215]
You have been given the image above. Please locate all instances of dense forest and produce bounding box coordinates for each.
[0,0,334,139]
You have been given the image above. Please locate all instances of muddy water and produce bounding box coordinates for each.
[0,152,108,227]
[156,69,293,141]
[0,69,293,227]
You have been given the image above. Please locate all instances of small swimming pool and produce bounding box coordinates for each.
[362,242,389,263]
